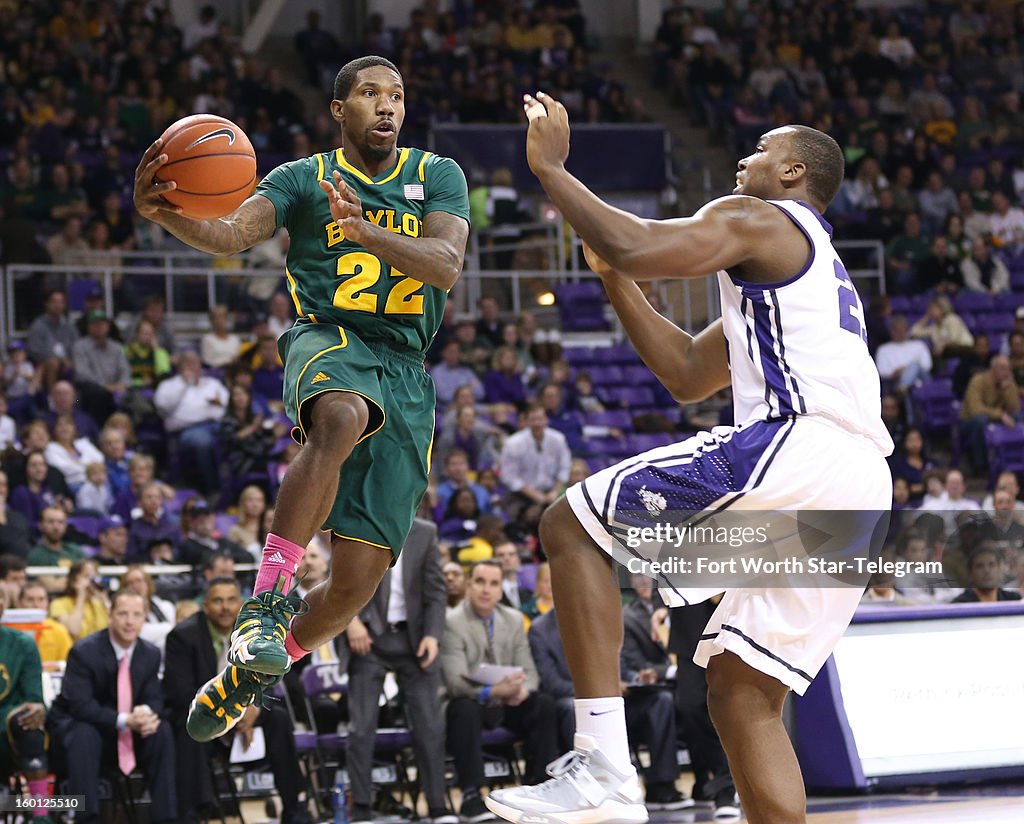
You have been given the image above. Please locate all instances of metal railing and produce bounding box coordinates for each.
[0,237,886,349]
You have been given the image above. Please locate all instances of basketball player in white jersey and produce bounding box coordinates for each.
[485,95,893,824]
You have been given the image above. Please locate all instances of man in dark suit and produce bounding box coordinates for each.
[164,577,309,824]
[344,518,456,824]
[495,540,533,609]
[530,606,688,812]
[441,559,558,822]
[47,589,177,823]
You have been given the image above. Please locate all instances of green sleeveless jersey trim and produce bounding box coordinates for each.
[255,147,470,353]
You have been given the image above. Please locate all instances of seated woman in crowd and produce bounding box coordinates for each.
[219,383,284,483]
[484,345,527,406]
[44,414,104,493]
[910,296,974,360]
[227,484,269,560]
[887,427,933,505]
[9,450,71,532]
[49,558,110,642]
[439,487,482,546]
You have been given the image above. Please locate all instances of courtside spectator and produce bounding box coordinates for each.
[49,558,110,642]
[19,581,72,665]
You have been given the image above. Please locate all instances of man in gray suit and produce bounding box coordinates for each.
[344,518,457,824]
[442,559,559,823]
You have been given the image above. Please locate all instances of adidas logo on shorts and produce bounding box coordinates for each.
[311,372,330,383]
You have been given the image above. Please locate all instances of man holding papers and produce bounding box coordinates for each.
[441,559,559,823]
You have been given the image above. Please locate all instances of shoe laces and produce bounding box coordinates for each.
[528,750,589,796]
[245,583,309,638]
[242,668,284,710]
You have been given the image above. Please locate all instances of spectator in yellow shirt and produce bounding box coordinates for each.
[18,580,72,665]
[48,558,109,641]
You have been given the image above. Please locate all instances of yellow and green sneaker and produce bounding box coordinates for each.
[186,664,283,742]
[227,584,308,676]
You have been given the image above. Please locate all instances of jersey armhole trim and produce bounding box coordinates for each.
[727,201,815,291]
[316,153,326,181]
[417,151,432,182]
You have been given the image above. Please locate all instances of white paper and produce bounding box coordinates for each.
[230,727,266,763]
[470,663,523,685]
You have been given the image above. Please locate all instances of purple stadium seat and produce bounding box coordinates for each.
[910,379,958,434]
[625,432,675,454]
[588,366,624,386]
[888,296,913,314]
[555,283,610,332]
[974,312,1015,336]
[608,386,656,408]
[986,425,1024,482]
[583,410,632,430]
[604,343,642,365]
[68,279,102,312]
[167,488,202,515]
[67,515,101,541]
[623,365,658,386]
[953,292,995,314]
[563,346,599,366]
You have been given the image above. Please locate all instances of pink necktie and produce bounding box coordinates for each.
[117,655,136,775]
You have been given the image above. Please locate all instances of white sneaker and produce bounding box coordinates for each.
[485,735,649,824]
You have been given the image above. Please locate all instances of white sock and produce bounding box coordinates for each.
[574,697,634,775]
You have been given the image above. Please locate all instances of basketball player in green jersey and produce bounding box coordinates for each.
[134,56,470,741]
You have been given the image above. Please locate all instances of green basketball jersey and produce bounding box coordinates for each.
[256,147,470,353]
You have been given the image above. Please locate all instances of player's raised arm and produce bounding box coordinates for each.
[133,137,277,257]
[583,244,730,403]
[319,170,469,291]
[524,93,794,282]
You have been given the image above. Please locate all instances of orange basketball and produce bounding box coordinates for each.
[155,114,257,220]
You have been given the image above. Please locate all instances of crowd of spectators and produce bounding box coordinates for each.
[1,1,1023,818]
[0,0,640,289]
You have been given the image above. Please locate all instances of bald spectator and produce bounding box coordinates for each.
[39,380,99,442]
[960,356,1021,474]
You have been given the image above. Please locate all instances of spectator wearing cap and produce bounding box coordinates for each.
[25,289,76,392]
[153,350,228,495]
[127,482,178,562]
[176,499,250,568]
[3,340,39,418]
[71,308,131,427]
[74,284,123,342]
[95,516,129,565]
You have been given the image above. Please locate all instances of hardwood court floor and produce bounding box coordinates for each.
[642,787,1024,823]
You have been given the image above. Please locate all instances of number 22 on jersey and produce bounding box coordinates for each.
[333,251,425,315]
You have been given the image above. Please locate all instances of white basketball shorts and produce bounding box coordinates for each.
[565,415,892,694]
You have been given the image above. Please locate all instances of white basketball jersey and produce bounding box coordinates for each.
[716,199,894,456]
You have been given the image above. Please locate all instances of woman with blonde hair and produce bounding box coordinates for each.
[227,484,269,559]
[43,414,104,492]
[520,562,553,622]
[910,295,974,359]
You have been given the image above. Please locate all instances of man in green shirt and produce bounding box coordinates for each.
[134,55,470,742]
[25,506,84,568]
[0,606,51,819]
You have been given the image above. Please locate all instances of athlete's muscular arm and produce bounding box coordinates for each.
[584,244,730,403]
[320,171,468,290]
[524,94,805,282]
[133,137,277,256]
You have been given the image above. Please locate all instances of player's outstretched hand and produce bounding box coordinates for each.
[320,170,367,241]
[133,137,182,219]
[582,242,613,277]
[523,92,570,177]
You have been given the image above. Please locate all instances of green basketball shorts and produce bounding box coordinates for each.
[279,322,436,558]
